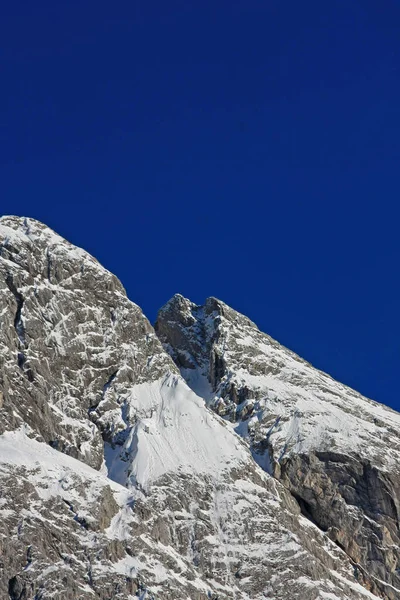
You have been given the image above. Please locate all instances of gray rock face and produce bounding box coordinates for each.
[0,216,174,471]
[0,217,393,599]
[156,294,400,599]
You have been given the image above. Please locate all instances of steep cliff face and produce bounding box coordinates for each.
[156,294,400,599]
[0,216,394,599]
[0,215,174,472]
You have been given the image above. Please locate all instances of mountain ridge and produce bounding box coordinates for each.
[0,215,398,600]
[156,293,400,598]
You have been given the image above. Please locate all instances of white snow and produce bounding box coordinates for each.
[0,427,128,504]
[0,220,392,599]
[175,299,400,471]
[105,373,249,489]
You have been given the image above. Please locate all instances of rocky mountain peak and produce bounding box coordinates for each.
[0,217,399,599]
[0,215,174,470]
[155,294,258,384]
[157,293,400,599]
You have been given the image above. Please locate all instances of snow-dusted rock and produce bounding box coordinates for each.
[0,217,393,599]
[0,216,173,471]
[156,293,400,598]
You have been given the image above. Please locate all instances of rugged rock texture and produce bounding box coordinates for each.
[0,216,173,471]
[0,216,396,599]
[156,294,400,599]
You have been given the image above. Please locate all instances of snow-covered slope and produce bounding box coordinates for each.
[104,373,249,490]
[156,294,400,468]
[1,426,380,600]
[156,294,400,598]
[0,216,395,599]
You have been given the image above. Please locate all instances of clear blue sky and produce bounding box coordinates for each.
[1,1,399,410]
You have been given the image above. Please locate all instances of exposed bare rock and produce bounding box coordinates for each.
[0,217,392,599]
[156,293,400,598]
[0,215,174,471]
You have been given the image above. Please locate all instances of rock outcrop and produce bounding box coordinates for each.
[156,294,400,599]
[0,216,396,599]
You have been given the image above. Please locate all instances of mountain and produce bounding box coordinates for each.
[0,216,398,600]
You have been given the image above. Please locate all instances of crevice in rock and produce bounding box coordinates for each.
[89,369,119,415]
[102,369,119,395]
[23,546,33,571]
[8,575,26,600]
[46,248,52,282]
[17,352,26,370]
[4,274,35,381]
[88,370,121,450]
[86,559,94,589]
[26,368,35,382]
[210,348,225,389]
[291,492,328,531]
[62,499,90,530]
[6,274,26,347]
[332,537,347,553]
[22,217,31,236]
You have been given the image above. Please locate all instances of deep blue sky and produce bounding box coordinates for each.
[1,1,399,410]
